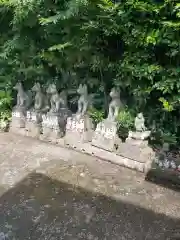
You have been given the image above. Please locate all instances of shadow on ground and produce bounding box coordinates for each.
[0,172,179,240]
[146,169,180,192]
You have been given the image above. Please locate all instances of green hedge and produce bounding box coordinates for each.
[0,0,180,146]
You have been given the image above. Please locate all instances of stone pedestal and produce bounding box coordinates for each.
[91,120,121,152]
[41,113,61,142]
[64,114,94,146]
[41,109,71,142]
[25,111,42,138]
[10,107,26,135]
[128,130,151,140]
[116,138,155,172]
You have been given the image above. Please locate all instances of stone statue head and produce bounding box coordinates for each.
[13,81,23,90]
[46,83,57,95]
[109,87,120,99]
[32,82,41,92]
[77,84,88,95]
[137,112,143,119]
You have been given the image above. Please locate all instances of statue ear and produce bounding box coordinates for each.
[83,84,87,91]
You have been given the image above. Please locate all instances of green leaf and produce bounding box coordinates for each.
[48,42,72,51]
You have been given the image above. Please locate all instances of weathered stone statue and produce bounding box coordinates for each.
[128,113,151,140]
[32,82,49,113]
[135,112,146,131]
[41,83,71,143]
[107,87,123,121]
[64,84,94,146]
[76,84,91,118]
[10,82,32,133]
[47,83,67,113]
[13,82,32,110]
[92,87,122,152]
[117,112,154,172]
[26,82,49,138]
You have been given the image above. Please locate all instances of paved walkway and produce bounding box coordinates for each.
[0,133,180,239]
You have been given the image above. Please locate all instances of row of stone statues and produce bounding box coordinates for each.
[14,82,67,114]
[13,81,124,121]
[11,81,153,168]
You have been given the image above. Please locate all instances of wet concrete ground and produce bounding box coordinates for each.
[0,133,180,239]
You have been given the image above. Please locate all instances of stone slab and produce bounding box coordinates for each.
[9,126,26,136]
[116,139,155,172]
[92,120,120,152]
[64,115,94,145]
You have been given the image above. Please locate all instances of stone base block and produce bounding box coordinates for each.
[64,130,94,147]
[11,117,26,129]
[92,120,121,152]
[62,141,149,173]
[12,107,26,128]
[9,125,26,136]
[64,114,94,146]
[26,121,41,139]
[116,139,155,172]
[41,126,64,143]
[128,130,151,140]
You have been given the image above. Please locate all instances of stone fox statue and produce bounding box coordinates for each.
[13,82,32,109]
[77,84,93,116]
[31,82,49,113]
[107,87,123,121]
[46,83,68,113]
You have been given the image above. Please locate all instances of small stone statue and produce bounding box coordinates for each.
[134,113,146,132]
[13,82,32,109]
[117,112,154,168]
[46,83,67,113]
[32,82,49,113]
[77,84,91,117]
[107,87,123,122]
[128,113,151,140]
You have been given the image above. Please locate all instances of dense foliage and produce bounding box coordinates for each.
[0,0,180,146]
